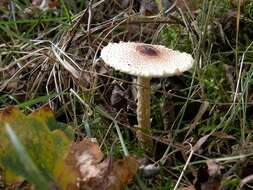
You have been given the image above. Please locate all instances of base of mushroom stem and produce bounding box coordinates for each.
[136,126,154,154]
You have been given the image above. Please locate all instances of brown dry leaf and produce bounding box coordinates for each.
[212,131,236,140]
[206,160,221,176]
[48,0,60,9]
[168,0,202,12]
[66,139,139,190]
[3,80,19,91]
[194,160,221,190]
[224,64,236,91]
[32,0,45,6]
[107,157,139,190]
[32,0,59,10]
[79,71,92,89]
[192,134,211,152]
[111,84,128,111]
[113,0,130,8]
[162,94,175,131]
[140,0,159,16]
[0,0,9,8]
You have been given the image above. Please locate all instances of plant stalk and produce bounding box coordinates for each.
[137,76,153,153]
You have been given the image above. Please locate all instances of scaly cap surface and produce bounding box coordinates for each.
[100,42,194,77]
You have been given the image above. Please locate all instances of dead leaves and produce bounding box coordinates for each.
[65,139,139,190]
[192,134,211,152]
[0,106,77,189]
[140,0,159,16]
[167,0,202,13]
[70,141,139,190]
[161,94,175,131]
[179,160,222,190]
[195,160,221,190]
[0,107,139,190]
[31,0,60,10]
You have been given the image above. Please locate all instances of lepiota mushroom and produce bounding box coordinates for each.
[100,42,194,152]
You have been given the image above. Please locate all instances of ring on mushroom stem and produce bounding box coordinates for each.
[100,41,194,154]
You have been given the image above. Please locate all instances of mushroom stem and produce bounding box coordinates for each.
[137,76,153,152]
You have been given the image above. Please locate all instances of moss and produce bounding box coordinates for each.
[204,63,230,102]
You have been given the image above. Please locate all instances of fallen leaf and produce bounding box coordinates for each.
[0,106,78,189]
[110,83,129,111]
[66,140,139,190]
[108,156,139,190]
[206,160,221,177]
[161,94,175,131]
[113,0,130,8]
[167,0,202,13]
[176,0,202,12]
[194,160,221,190]
[212,131,236,140]
[140,0,159,16]
[32,0,59,10]
[192,134,211,152]
[0,107,138,190]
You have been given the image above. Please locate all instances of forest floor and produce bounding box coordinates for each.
[1,0,253,189]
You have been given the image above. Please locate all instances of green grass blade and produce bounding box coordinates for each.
[5,124,50,190]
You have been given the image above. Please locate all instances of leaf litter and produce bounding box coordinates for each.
[0,107,138,190]
[1,0,253,189]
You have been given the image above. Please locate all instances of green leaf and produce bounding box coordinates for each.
[4,124,50,190]
[0,107,78,189]
[30,105,75,140]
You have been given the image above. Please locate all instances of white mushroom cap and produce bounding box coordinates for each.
[100,42,194,78]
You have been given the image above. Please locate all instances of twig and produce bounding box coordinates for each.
[173,142,194,190]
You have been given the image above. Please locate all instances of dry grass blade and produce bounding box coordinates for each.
[51,44,80,79]
[1,0,253,189]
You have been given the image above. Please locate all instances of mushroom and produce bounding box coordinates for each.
[100,42,194,152]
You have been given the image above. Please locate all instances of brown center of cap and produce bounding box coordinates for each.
[136,45,159,57]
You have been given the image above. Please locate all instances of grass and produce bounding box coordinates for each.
[1,0,253,189]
